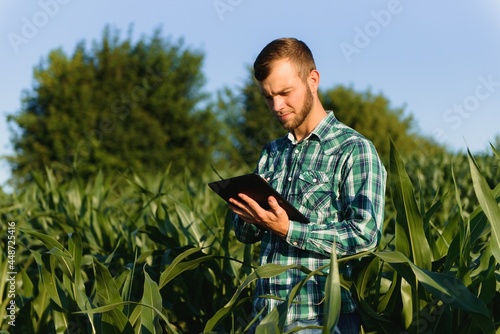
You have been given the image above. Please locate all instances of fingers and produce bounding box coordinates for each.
[231,194,285,221]
[267,196,278,209]
[230,193,269,225]
[267,196,286,216]
[230,194,289,236]
[229,196,258,224]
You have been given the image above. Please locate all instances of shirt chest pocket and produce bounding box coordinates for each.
[261,170,285,191]
[297,171,333,211]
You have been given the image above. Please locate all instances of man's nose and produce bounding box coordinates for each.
[273,96,285,111]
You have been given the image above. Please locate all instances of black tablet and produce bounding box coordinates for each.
[208,173,309,224]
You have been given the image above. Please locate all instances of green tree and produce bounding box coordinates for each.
[217,69,444,167]
[8,26,224,181]
[321,86,444,162]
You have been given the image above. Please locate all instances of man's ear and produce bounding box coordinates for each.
[308,69,320,93]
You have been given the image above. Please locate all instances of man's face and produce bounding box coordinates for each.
[258,59,314,131]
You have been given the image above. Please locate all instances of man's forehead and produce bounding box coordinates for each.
[258,60,302,93]
[268,58,300,75]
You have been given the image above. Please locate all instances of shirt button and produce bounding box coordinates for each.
[288,177,292,181]
[295,149,299,154]
[293,241,298,246]
[312,178,318,183]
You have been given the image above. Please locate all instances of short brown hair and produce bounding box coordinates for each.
[253,37,316,82]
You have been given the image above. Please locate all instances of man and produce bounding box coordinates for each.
[229,37,387,333]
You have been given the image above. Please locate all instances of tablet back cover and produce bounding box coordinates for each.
[208,173,309,224]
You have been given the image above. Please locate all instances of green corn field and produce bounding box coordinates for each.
[1,143,499,334]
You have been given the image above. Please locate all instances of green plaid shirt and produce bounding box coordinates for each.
[233,111,387,325]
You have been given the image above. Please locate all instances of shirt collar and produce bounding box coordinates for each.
[287,111,336,144]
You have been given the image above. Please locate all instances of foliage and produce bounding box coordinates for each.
[1,145,499,333]
[7,24,449,184]
[349,143,500,334]
[320,85,445,163]
[0,168,255,333]
[7,26,227,183]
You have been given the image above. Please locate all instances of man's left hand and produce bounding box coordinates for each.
[229,194,290,238]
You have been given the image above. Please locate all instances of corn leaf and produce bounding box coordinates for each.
[23,229,67,253]
[258,263,329,331]
[374,251,490,316]
[255,322,279,334]
[400,278,413,329]
[159,247,215,288]
[37,254,62,308]
[20,268,34,297]
[93,260,122,305]
[52,309,69,334]
[99,308,134,334]
[490,142,500,160]
[323,242,340,334]
[467,149,500,264]
[204,263,312,331]
[140,269,162,334]
[76,300,177,333]
[389,140,432,270]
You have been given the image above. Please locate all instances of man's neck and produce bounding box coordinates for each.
[292,107,327,142]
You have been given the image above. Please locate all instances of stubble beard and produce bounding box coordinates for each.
[279,86,314,131]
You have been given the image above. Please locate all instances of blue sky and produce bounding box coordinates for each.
[1,0,500,188]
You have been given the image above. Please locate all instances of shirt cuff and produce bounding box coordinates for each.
[285,220,309,249]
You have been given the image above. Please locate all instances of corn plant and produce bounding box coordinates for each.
[0,168,254,333]
[350,142,500,333]
[0,143,498,333]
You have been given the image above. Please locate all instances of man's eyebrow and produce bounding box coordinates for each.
[262,87,292,97]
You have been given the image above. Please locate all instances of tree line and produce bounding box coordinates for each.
[7,26,444,184]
